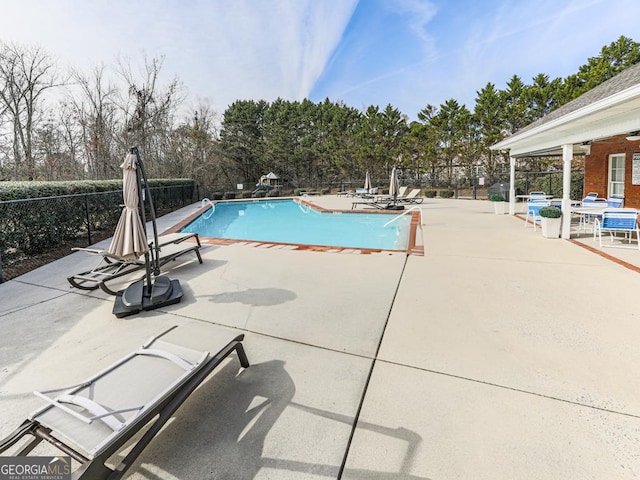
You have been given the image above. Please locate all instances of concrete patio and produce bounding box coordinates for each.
[1,197,640,479]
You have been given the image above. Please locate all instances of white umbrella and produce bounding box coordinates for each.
[107,153,149,260]
[364,171,372,193]
[389,166,399,202]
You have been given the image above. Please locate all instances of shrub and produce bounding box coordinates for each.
[223,192,236,199]
[439,190,454,198]
[424,190,437,198]
[267,189,280,197]
[211,192,223,200]
[539,206,562,218]
[0,180,196,268]
[242,191,252,198]
[253,190,267,198]
[321,188,330,195]
[294,188,305,196]
[489,194,505,202]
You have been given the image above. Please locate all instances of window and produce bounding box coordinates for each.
[608,153,625,197]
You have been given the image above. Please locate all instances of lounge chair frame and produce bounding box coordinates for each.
[397,189,424,204]
[0,327,249,480]
[351,200,404,210]
[67,233,203,295]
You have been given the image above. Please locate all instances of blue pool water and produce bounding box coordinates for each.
[181,200,410,250]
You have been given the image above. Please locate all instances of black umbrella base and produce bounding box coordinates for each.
[113,275,183,318]
[385,204,405,210]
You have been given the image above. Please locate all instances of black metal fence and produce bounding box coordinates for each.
[0,184,197,282]
[453,170,585,200]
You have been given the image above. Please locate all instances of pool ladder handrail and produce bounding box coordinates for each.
[384,206,423,227]
[293,198,321,214]
[201,198,215,219]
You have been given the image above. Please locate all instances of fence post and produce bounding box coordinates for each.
[84,194,92,246]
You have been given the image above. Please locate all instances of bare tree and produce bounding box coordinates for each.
[167,100,225,184]
[116,54,184,176]
[71,64,121,179]
[0,41,64,179]
[36,101,86,180]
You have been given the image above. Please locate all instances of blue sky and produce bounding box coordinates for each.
[1,0,638,122]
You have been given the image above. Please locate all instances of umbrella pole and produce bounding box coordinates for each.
[131,147,160,277]
[132,150,154,292]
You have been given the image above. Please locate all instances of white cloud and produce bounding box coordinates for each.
[0,0,637,123]
[0,0,358,115]
[387,0,438,58]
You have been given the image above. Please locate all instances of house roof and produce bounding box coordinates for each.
[491,62,640,157]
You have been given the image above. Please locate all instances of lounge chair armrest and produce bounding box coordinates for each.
[71,247,107,255]
[135,348,208,371]
[32,392,142,432]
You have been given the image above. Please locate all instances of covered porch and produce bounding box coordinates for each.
[491,62,640,239]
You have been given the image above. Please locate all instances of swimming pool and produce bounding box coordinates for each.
[180,199,411,251]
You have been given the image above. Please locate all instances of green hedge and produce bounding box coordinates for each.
[0,179,195,259]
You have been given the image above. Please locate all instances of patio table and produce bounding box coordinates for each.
[571,206,609,235]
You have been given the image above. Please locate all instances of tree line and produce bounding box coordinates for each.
[0,36,638,192]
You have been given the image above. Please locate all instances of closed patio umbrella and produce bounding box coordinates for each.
[389,166,399,204]
[364,171,372,193]
[108,153,149,260]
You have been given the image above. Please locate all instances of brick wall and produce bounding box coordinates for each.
[584,134,640,208]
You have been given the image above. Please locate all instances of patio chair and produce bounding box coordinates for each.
[524,199,549,231]
[0,326,249,480]
[67,232,203,295]
[528,191,547,199]
[593,208,640,249]
[582,196,607,205]
[397,189,424,204]
[606,197,624,208]
[374,186,409,203]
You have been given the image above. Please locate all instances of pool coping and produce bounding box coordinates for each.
[163,197,424,256]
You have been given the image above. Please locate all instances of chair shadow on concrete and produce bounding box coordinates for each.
[124,358,295,479]
[286,402,427,480]
[115,356,426,479]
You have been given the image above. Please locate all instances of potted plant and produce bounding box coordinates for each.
[539,206,562,238]
[490,194,506,214]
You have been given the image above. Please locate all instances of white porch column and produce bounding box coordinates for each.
[561,144,573,239]
[509,155,516,215]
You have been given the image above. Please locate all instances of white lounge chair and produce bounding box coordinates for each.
[397,189,424,204]
[0,326,250,479]
[375,186,409,203]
